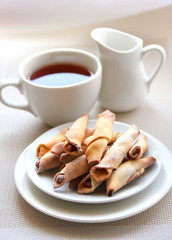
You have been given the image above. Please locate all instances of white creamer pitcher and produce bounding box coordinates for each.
[91,28,166,112]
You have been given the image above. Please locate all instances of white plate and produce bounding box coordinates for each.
[15,136,172,223]
[25,121,161,204]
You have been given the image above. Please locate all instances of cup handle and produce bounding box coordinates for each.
[141,44,166,90]
[0,78,36,115]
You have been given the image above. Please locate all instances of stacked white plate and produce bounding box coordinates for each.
[14,121,172,223]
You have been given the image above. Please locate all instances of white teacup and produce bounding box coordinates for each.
[0,48,102,126]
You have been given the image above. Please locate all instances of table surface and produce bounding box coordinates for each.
[1,6,172,240]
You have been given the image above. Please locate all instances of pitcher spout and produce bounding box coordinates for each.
[91,28,141,55]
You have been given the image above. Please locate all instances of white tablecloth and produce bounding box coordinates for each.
[0,5,172,240]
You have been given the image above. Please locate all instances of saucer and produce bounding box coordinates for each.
[15,135,172,223]
[25,121,161,203]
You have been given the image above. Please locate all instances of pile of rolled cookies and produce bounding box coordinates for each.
[35,110,156,197]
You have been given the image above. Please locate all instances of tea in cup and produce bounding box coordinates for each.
[0,48,102,126]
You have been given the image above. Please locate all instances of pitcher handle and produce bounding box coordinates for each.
[0,78,36,115]
[141,44,166,90]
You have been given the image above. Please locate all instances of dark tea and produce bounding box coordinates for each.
[29,63,92,86]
